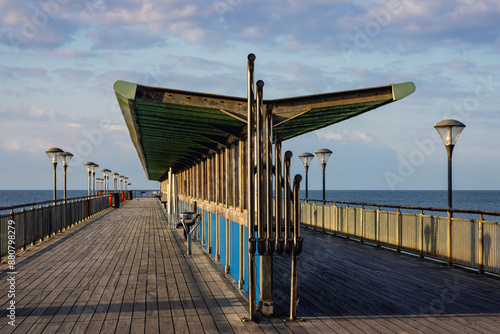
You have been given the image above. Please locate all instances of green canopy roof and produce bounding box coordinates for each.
[114,80,415,181]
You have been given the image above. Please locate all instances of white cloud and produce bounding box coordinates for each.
[67,122,82,128]
[316,129,373,143]
[28,106,46,118]
[102,124,126,131]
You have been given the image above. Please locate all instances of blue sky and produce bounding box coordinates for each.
[1,0,499,191]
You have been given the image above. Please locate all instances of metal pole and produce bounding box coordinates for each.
[284,151,293,254]
[275,134,284,254]
[256,80,264,243]
[305,165,309,200]
[322,164,326,202]
[446,145,454,210]
[266,104,274,242]
[52,162,57,202]
[261,97,274,316]
[63,164,68,200]
[290,174,302,320]
[87,171,91,196]
[92,172,96,196]
[246,53,256,319]
[446,144,454,268]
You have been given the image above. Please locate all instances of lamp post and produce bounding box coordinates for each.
[124,177,128,191]
[119,176,124,192]
[298,152,314,201]
[96,178,102,193]
[111,173,118,192]
[84,162,96,196]
[91,163,99,195]
[314,148,333,202]
[59,152,73,201]
[434,119,466,210]
[45,147,64,201]
[101,169,111,193]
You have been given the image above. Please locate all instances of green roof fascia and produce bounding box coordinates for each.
[113,80,151,179]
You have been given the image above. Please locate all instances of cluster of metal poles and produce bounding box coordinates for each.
[246,54,303,321]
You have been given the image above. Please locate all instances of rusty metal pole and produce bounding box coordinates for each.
[283,151,293,255]
[261,101,274,316]
[246,53,256,319]
[290,174,302,320]
[266,103,274,247]
[256,80,265,252]
[275,134,284,255]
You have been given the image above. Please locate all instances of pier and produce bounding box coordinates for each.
[2,198,500,333]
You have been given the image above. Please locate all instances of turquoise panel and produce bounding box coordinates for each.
[255,232,260,303]
[219,216,227,267]
[229,221,239,282]
[244,226,248,293]
[210,212,217,257]
[204,210,209,249]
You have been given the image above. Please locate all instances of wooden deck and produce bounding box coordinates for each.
[1,199,500,333]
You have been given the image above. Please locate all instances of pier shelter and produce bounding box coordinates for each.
[113,55,415,320]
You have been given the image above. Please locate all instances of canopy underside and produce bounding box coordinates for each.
[114,80,415,181]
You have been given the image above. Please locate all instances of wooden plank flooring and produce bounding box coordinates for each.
[274,228,500,334]
[1,198,500,333]
[0,199,273,333]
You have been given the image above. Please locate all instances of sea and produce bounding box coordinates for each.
[0,190,159,211]
[1,189,499,212]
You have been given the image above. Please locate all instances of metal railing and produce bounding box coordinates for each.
[300,199,500,276]
[0,194,113,258]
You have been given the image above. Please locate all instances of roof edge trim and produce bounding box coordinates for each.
[113,80,138,100]
[392,82,416,101]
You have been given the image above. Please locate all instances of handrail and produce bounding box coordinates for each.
[0,193,112,213]
[301,198,500,217]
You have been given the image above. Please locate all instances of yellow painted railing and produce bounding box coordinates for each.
[300,199,500,276]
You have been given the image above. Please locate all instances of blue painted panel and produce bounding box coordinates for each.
[229,221,239,282]
[244,227,248,293]
[219,217,227,266]
[210,212,217,257]
[255,230,261,303]
[204,210,209,249]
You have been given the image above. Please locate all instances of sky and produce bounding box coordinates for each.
[1,0,500,191]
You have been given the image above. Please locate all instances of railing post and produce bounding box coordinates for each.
[312,201,317,231]
[478,214,484,276]
[322,200,325,234]
[376,207,380,247]
[396,208,401,253]
[21,207,26,250]
[447,209,452,268]
[333,202,337,237]
[419,210,424,259]
[345,204,349,240]
[360,205,364,244]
